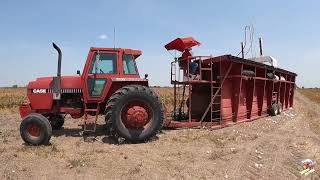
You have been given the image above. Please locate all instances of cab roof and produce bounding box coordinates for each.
[90,47,142,59]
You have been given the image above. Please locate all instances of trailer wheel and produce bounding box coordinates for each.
[269,104,279,116]
[277,103,282,115]
[242,70,255,77]
[105,85,164,143]
[20,113,52,145]
[48,114,64,130]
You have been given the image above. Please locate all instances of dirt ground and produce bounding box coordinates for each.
[1,91,320,180]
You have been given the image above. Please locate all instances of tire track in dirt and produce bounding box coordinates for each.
[229,91,320,179]
[1,92,320,179]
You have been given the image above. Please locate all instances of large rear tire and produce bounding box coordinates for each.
[105,85,164,143]
[20,113,52,145]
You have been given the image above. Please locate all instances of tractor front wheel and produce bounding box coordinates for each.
[105,85,164,143]
[20,113,52,145]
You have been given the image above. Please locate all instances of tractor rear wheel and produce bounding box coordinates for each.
[48,114,65,130]
[105,85,164,143]
[20,113,52,145]
[269,104,279,116]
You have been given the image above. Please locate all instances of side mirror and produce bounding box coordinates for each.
[144,74,148,79]
[77,70,81,75]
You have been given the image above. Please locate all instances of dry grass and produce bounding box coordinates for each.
[67,158,90,168]
[0,88,27,111]
[297,88,320,104]
[2,87,318,117]
[152,87,174,111]
[0,87,174,112]
[2,87,318,111]
[296,89,320,136]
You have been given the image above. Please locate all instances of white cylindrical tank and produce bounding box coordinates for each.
[250,56,278,68]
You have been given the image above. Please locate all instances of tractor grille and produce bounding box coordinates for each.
[46,88,82,93]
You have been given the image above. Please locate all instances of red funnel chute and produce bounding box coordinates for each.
[165,37,201,52]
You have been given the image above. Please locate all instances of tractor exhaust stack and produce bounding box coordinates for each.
[52,43,62,100]
[53,43,62,77]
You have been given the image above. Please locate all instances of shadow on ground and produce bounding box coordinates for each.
[51,124,163,144]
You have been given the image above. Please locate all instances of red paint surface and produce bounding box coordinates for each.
[166,54,297,129]
[122,102,150,129]
[165,37,201,52]
[27,123,41,137]
[20,47,148,117]
[19,104,32,118]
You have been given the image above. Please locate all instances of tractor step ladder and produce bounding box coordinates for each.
[200,61,233,124]
[211,85,222,123]
[83,103,100,132]
[198,57,222,123]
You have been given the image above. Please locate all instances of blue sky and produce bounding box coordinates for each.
[0,0,319,87]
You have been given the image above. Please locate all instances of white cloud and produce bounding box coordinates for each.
[98,34,108,40]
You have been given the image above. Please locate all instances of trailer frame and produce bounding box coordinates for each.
[164,55,297,129]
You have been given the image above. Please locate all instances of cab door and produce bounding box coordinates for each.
[83,51,118,102]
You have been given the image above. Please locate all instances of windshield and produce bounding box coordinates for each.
[123,54,137,74]
[90,53,117,74]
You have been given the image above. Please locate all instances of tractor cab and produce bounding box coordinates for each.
[81,48,145,102]
[83,47,142,76]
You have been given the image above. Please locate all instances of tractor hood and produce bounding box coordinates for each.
[28,76,82,91]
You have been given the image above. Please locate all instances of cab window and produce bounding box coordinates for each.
[90,53,117,74]
[123,54,137,74]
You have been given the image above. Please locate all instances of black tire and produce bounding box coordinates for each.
[266,72,275,79]
[48,114,65,130]
[105,85,164,143]
[20,113,52,145]
[242,70,255,77]
[277,103,282,115]
[269,104,279,116]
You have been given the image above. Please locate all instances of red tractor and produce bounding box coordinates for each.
[19,43,164,145]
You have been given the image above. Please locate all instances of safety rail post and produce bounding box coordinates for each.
[271,76,275,107]
[283,74,287,109]
[235,64,244,122]
[219,58,222,124]
[171,60,176,120]
[278,72,281,104]
[173,82,177,120]
[249,67,257,119]
[199,57,202,80]
[284,74,289,109]
[187,57,190,82]
[210,56,213,123]
[186,56,191,122]
[171,61,176,83]
[261,68,267,116]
